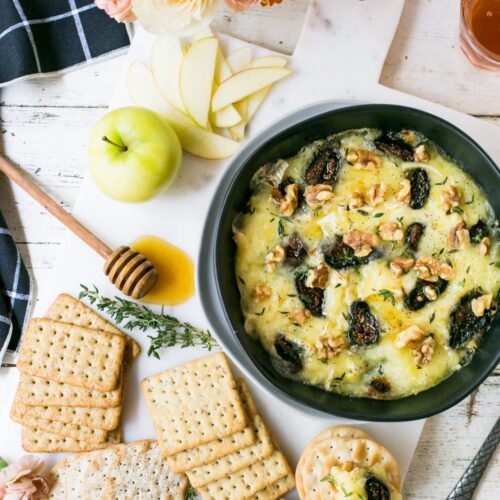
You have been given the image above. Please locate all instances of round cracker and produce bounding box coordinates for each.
[297,437,401,499]
[296,426,372,497]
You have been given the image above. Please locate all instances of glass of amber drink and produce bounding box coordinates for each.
[460,0,500,70]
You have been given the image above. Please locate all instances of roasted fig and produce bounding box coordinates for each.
[406,222,425,251]
[374,134,414,162]
[349,301,380,346]
[405,278,448,311]
[365,476,390,500]
[304,146,341,186]
[285,233,307,266]
[470,219,489,244]
[323,237,380,270]
[407,168,430,209]
[449,290,493,348]
[274,333,303,373]
[295,273,324,317]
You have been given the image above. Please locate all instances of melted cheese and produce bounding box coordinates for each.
[234,129,499,399]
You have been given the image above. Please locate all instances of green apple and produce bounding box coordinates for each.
[88,107,182,202]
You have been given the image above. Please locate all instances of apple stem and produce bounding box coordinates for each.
[102,135,128,152]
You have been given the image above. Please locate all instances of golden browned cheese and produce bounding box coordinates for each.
[234,128,499,399]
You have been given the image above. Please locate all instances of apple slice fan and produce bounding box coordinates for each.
[0,156,158,300]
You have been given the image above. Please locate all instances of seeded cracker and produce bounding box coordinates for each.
[45,293,141,363]
[11,391,108,444]
[253,472,296,499]
[198,450,292,500]
[18,371,123,408]
[47,440,187,500]
[13,392,121,430]
[186,414,274,487]
[22,426,121,453]
[167,379,257,473]
[141,352,247,456]
[17,319,125,391]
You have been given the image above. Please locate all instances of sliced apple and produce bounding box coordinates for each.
[212,44,240,128]
[226,47,252,73]
[180,37,218,128]
[175,125,240,159]
[127,60,194,128]
[245,56,288,123]
[192,27,214,42]
[250,56,287,69]
[211,106,242,128]
[226,48,252,141]
[212,67,291,112]
[151,34,186,113]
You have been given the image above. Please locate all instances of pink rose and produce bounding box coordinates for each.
[0,456,48,500]
[225,0,258,12]
[95,0,137,22]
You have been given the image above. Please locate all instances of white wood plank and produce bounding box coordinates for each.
[0,1,499,497]
[381,0,500,116]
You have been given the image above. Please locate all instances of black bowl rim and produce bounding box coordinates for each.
[199,101,500,421]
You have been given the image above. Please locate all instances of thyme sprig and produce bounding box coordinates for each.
[79,285,218,359]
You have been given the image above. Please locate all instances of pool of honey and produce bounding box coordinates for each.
[131,236,194,306]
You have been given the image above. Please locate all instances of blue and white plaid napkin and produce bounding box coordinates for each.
[0,211,32,364]
[0,0,131,86]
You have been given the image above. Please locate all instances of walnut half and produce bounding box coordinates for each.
[448,220,470,249]
[265,245,285,271]
[395,325,434,365]
[315,334,345,360]
[396,179,411,204]
[305,262,330,289]
[471,294,492,317]
[251,283,271,302]
[440,186,461,211]
[346,149,382,170]
[390,257,415,278]
[414,256,454,282]
[279,183,299,217]
[343,231,379,258]
[379,222,404,242]
[304,184,334,208]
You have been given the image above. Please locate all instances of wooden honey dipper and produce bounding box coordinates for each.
[0,155,158,299]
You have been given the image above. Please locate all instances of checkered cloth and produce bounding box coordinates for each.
[0,0,131,86]
[0,211,32,363]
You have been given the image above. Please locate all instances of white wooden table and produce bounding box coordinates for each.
[0,0,498,498]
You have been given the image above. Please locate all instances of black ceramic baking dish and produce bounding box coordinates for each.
[199,102,500,421]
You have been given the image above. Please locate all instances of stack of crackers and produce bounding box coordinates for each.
[11,294,140,453]
[295,426,401,499]
[141,352,296,499]
[47,440,188,499]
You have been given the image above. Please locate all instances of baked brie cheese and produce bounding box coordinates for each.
[234,128,499,399]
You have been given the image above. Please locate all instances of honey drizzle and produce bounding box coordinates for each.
[131,236,194,306]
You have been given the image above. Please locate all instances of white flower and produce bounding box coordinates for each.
[132,0,221,36]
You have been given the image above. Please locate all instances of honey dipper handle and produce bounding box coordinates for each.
[0,155,112,260]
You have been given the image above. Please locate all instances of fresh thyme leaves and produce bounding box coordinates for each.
[185,484,197,500]
[321,474,337,486]
[277,218,288,237]
[357,209,369,217]
[79,285,218,359]
[374,212,384,218]
[450,206,464,215]
[430,312,436,324]
[378,289,396,305]
[435,176,448,186]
